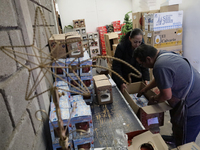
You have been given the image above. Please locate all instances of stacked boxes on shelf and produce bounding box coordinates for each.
[52,59,66,80]
[49,95,72,150]
[73,19,86,35]
[112,20,121,32]
[73,19,88,54]
[54,80,71,98]
[79,52,94,103]
[88,32,100,57]
[65,57,80,92]
[66,58,79,77]
[97,26,107,55]
[69,95,94,150]
[50,81,94,149]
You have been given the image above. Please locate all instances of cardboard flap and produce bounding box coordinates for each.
[128,131,168,150]
[142,102,172,114]
[105,32,119,40]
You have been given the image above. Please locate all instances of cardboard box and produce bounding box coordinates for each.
[66,35,83,58]
[66,57,79,76]
[94,77,113,105]
[123,82,171,129]
[79,19,85,27]
[144,10,183,31]
[93,32,99,39]
[80,27,86,35]
[161,0,182,6]
[157,45,183,55]
[49,34,67,59]
[89,46,100,57]
[144,28,182,48]
[160,4,179,12]
[172,142,200,150]
[52,59,66,77]
[104,32,119,57]
[141,10,160,30]
[128,130,168,150]
[73,19,80,28]
[132,12,143,29]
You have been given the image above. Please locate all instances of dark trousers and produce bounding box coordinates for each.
[186,115,200,143]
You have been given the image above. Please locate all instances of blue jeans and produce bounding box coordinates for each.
[186,115,200,143]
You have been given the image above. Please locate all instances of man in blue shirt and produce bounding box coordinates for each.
[134,44,200,146]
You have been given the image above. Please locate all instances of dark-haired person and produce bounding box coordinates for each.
[134,44,200,146]
[112,28,150,92]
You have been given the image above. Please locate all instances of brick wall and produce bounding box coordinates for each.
[0,0,58,149]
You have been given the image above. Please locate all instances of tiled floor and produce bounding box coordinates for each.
[160,110,200,147]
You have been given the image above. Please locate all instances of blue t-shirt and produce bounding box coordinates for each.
[154,50,200,116]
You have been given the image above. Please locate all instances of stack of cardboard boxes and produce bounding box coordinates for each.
[52,52,94,103]
[49,84,94,150]
[97,26,107,55]
[87,32,101,57]
[49,32,84,59]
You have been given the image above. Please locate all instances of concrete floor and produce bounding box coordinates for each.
[160,110,200,147]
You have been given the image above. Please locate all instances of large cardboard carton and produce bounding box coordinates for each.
[144,10,183,31]
[142,10,160,30]
[49,34,67,59]
[128,130,168,150]
[95,79,113,105]
[157,45,183,55]
[160,4,179,12]
[123,82,171,129]
[144,28,182,48]
[132,12,143,29]
[172,142,200,150]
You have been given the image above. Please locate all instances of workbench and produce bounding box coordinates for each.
[91,84,144,148]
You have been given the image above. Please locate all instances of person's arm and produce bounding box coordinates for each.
[148,88,172,105]
[137,78,157,97]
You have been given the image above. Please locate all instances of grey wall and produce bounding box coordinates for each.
[0,0,58,149]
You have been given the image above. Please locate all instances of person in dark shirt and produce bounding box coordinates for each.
[112,28,150,92]
[134,44,200,146]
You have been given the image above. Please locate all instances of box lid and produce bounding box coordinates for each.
[49,34,65,41]
[93,74,108,81]
[95,80,111,88]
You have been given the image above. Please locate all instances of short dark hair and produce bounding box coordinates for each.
[134,44,158,62]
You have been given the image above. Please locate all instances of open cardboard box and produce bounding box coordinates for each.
[127,130,168,150]
[172,142,200,150]
[123,82,171,129]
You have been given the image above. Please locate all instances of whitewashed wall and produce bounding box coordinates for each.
[56,0,132,32]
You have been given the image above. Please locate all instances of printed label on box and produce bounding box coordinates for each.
[147,117,159,126]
